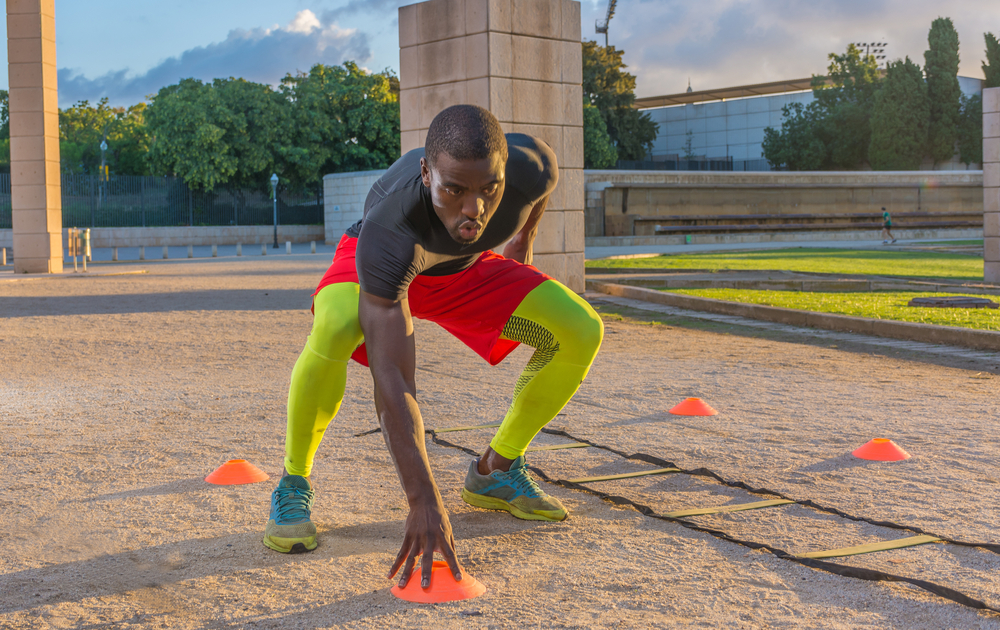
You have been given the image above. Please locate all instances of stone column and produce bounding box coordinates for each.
[398,0,584,292]
[985,87,1000,284]
[7,0,62,274]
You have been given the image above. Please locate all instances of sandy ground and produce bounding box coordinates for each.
[2,255,1000,629]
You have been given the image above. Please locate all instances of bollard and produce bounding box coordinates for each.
[70,228,78,272]
[112,246,118,262]
[187,244,194,258]
[261,243,267,256]
[162,245,169,259]
[84,228,92,262]
[212,244,218,258]
[140,245,145,261]
[236,243,242,256]
[286,241,292,254]
[310,240,316,254]
[1,247,5,266]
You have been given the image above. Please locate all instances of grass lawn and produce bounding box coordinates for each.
[911,239,983,246]
[588,248,984,281]
[665,288,1000,330]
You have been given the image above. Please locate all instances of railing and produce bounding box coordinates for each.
[0,173,323,229]
[616,158,773,172]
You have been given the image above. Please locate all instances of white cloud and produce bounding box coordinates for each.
[57,11,370,107]
[286,10,322,34]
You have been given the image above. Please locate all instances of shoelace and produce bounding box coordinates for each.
[504,466,544,498]
[273,486,314,522]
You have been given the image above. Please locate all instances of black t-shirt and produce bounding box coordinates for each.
[346,133,558,301]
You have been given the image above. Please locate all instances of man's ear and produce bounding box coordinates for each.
[420,157,432,188]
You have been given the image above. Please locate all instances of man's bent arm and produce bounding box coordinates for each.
[502,195,549,265]
[357,290,463,587]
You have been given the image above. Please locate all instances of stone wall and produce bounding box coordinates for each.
[985,88,1000,283]
[0,225,324,250]
[584,170,984,237]
[398,0,585,291]
[323,170,385,244]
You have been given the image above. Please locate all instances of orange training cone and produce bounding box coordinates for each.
[205,459,270,485]
[852,438,911,462]
[669,397,718,416]
[391,561,487,603]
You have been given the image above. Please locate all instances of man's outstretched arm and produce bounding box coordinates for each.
[357,290,463,588]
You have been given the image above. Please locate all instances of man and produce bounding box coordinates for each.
[262,105,603,590]
[881,206,897,244]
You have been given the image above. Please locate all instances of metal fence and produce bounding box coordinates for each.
[0,173,323,229]
[616,157,773,172]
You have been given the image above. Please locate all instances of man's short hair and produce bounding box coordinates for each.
[425,104,508,167]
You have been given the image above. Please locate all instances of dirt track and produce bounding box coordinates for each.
[1,256,999,629]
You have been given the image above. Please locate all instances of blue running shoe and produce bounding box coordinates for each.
[263,475,318,553]
[461,456,567,521]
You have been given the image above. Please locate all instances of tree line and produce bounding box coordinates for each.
[764,20,1000,171]
[0,61,400,196]
[2,28,994,180]
[0,47,656,187]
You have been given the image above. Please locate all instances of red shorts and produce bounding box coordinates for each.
[315,235,551,367]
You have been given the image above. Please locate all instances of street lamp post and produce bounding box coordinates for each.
[99,139,107,207]
[271,173,279,249]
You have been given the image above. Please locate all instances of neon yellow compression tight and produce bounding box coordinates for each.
[283,279,603,476]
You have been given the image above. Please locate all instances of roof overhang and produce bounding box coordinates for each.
[634,77,827,109]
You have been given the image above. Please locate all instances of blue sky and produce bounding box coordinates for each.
[0,1,997,107]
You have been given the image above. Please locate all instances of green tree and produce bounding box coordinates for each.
[59,98,151,175]
[145,77,289,191]
[811,44,883,168]
[985,32,1000,88]
[869,57,929,170]
[762,102,826,170]
[582,41,658,161]
[0,89,8,140]
[279,62,400,192]
[582,102,617,168]
[957,94,983,165]
[925,17,961,164]
[0,89,9,173]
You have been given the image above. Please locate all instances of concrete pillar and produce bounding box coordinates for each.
[399,0,584,291]
[7,0,62,273]
[985,88,1000,284]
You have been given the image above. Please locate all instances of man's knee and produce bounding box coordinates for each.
[565,301,604,358]
[542,298,602,365]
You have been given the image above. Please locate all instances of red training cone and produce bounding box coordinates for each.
[391,561,487,603]
[669,397,718,416]
[852,438,911,462]
[205,459,270,485]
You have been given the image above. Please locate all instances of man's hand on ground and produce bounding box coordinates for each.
[388,495,464,588]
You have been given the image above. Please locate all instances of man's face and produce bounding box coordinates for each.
[421,151,506,245]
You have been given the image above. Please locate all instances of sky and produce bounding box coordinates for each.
[0,1,997,108]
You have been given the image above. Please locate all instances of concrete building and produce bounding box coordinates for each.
[637,76,986,169]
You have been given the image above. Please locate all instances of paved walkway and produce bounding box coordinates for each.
[586,238,981,260]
